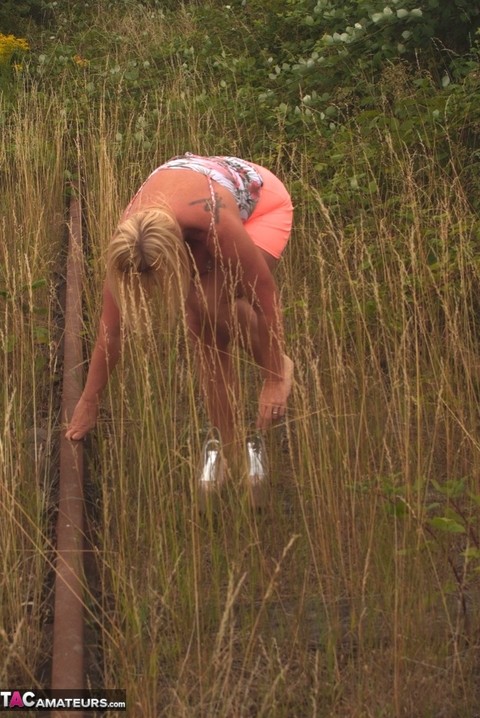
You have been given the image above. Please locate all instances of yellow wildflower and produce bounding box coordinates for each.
[73,54,89,67]
[0,34,30,64]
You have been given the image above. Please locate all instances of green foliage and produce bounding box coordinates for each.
[6,0,477,216]
[10,0,479,226]
[192,0,480,112]
[380,473,480,603]
[0,1,52,36]
[242,0,480,59]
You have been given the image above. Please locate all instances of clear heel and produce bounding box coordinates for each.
[246,431,268,509]
[198,428,224,509]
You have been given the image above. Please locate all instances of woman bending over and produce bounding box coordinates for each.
[65,153,294,494]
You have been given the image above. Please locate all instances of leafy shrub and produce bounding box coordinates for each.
[0,1,52,36]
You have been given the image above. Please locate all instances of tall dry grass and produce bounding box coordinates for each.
[74,95,480,716]
[0,90,66,685]
[1,3,479,714]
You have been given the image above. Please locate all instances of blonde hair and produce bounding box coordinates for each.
[106,207,191,330]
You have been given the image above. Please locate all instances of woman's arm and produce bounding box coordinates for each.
[214,223,293,428]
[178,184,292,426]
[65,281,121,440]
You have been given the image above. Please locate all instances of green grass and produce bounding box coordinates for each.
[1,3,480,716]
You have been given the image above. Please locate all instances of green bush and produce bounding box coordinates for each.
[0,1,52,36]
[11,0,480,218]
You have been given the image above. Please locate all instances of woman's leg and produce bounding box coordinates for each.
[186,247,280,445]
[186,270,238,447]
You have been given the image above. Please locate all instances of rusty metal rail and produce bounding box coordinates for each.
[51,188,85,715]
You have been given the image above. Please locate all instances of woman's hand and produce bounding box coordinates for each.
[65,395,99,441]
[256,355,293,430]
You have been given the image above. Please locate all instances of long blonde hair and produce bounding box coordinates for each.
[106,207,191,329]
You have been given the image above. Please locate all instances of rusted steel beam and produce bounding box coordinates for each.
[51,189,85,714]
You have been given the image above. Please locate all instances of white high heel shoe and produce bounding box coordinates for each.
[246,431,268,509]
[198,428,224,509]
